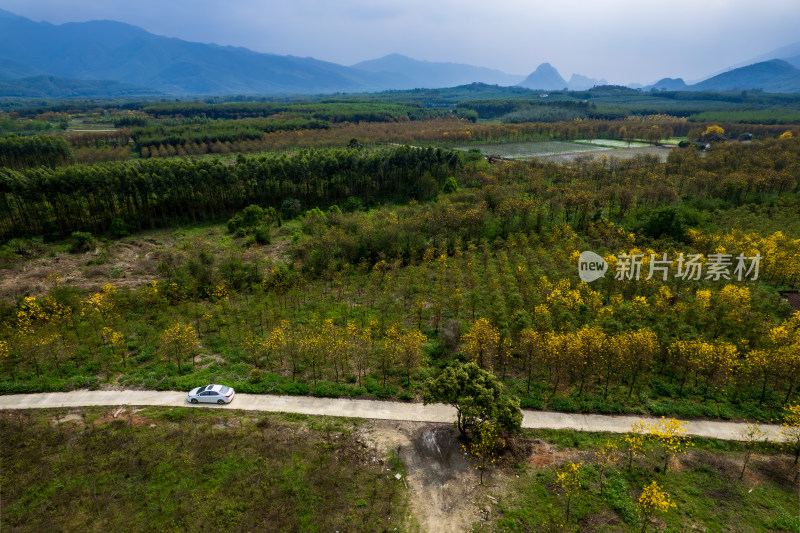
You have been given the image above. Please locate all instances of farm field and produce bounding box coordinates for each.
[538,145,675,163]
[452,140,675,162]
[453,140,605,158]
[575,139,653,148]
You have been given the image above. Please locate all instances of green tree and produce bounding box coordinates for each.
[462,422,502,485]
[422,361,522,437]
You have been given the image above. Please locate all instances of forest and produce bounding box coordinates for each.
[2,87,800,532]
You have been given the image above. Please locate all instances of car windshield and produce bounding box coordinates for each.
[197,385,207,393]
[220,386,230,394]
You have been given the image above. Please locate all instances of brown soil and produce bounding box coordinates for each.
[365,420,507,533]
[0,240,162,302]
[527,439,579,468]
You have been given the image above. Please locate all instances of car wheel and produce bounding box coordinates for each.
[190,398,198,404]
[217,399,225,405]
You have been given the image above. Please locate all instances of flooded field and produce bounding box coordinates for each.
[453,141,605,158]
[453,140,674,163]
[537,145,674,163]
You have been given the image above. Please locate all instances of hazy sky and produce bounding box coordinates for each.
[2,0,799,84]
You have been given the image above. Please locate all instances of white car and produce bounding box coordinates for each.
[187,384,235,404]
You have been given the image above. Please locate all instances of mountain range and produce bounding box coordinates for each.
[1,8,799,97]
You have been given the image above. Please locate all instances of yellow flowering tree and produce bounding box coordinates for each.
[779,402,800,464]
[462,422,502,485]
[101,327,126,373]
[556,461,584,522]
[158,322,200,372]
[625,421,652,471]
[386,324,427,387]
[739,420,767,480]
[638,481,676,532]
[594,440,620,491]
[645,417,693,472]
[461,317,499,370]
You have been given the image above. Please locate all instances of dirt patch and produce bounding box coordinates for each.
[527,439,579,468]
[366,420,500,532]
[54,413,84,425]
[578,509,622,530]
[0,239,162,302]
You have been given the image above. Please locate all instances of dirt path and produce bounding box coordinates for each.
[0,390,786,441]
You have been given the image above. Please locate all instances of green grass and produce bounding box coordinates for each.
[492,429,798,532]
[0,407,409,532]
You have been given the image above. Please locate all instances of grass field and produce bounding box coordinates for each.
[0,407,409,532]
[1,408,797,532]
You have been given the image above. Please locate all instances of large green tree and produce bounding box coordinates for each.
[422,361,522,437]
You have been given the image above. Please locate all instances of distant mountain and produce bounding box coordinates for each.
[687,59,800,93]
[731,41,800,70]
[0,57,44,80]
[647,77,687,91]
[567,73,607,91]
[0,75,162,98]
[0,8,399,95]
[517,63,568,90]
[352,54,524,89]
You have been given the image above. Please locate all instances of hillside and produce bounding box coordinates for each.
[352,54,524,89]
[0,75,161,98]
[517,63,568,90]
[689,59,800,93]
[0,9,394,95]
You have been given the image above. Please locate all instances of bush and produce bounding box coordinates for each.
[277,381,310,396]
[311,381,350,398]
[548,395,578,412]
[442,176,459,194]
[602,474,639,524]
[109,218,129,238]
[69,232,95,253]
[520,396,543,409]
[364,378,396,399]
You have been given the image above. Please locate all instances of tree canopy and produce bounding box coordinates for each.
[422,361,522,436]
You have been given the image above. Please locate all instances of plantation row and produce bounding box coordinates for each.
[0,135,73,170]
[1,233,797,414]
[130,117,330,149]
[141,100,465,122]
[0,145,460,239]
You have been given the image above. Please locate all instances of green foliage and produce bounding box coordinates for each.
[131,117,329,150]
[227,204,276,245]
[69,231,95,253]
[423,361,522,436]
[0,145,459,240]
[0,135,73,170]
[442,176,459,194]
[602,474,639,524]
[633,205,695,242]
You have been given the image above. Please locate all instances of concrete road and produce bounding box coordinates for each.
[0,390,785,442]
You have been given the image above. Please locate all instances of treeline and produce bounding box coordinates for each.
[66,130,131,148]
[455,99,626,122]
[131,117,329,150]
[142,101,456,123]
[0,146,460,239]
[0,136,73,170]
